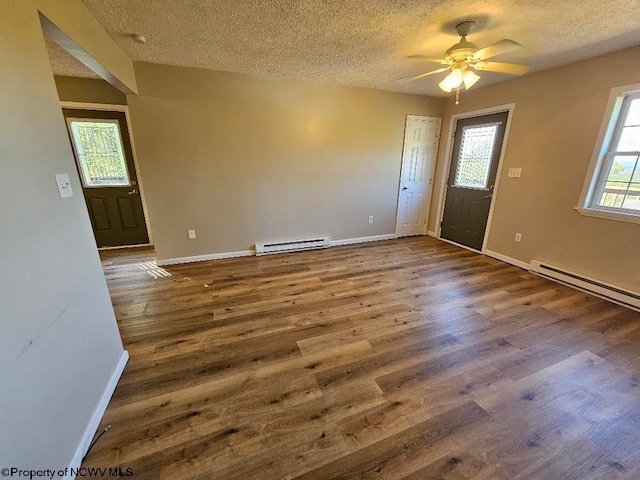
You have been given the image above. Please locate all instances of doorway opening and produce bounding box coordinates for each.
[62,106,150,248]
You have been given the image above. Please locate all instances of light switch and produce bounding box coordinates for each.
[55,174,73,198]
[507,168,522,178]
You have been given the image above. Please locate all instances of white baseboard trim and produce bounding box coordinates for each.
[331,234,397,246]
[484,250,529,270]
[530,260,640,311]
[426,230,437,238]
[157,235,397,266]
[67,350,129,477]
[156,249,254,266]
[98,243,153,251]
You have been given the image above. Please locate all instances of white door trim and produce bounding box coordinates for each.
[434,103,516,252]
[60,101,153,245]
[59,101,127,112]
[395,115,442,237]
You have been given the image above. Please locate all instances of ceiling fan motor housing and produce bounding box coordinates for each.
[445,38,479,63]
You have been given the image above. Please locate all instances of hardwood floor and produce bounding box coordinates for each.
[86,237,640,479]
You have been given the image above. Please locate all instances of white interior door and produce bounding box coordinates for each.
[396,115,441,237]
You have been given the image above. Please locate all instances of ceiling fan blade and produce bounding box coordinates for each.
[396,66,451,83]
[474,39,522,61]
[407,55,448,64]
[475,61,529,75]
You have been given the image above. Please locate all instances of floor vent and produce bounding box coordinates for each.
[529,260,640,311]
[255,237,331,256]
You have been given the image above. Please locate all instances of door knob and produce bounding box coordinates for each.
[128,189,138,195]
[484,193,493,199]
[402,186,409,191]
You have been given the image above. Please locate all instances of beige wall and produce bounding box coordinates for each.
[128,62,443,261]
[1,1,124,467]
[54,75,128,105]
[429,46,640,292]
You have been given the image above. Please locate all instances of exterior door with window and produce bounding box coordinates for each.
[63,109,149,247]
[441,111,508,250]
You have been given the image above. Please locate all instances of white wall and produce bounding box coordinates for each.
[0,1,124,467]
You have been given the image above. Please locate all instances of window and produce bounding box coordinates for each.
[454,124,499,189]
[578,86,640,223]
[67,119,130,187]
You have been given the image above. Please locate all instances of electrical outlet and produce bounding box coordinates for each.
[368,216,374,224]
[508,168,523,178]
[515,233,522,242]
[188,229,196,240]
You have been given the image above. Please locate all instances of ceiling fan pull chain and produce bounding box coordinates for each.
[455,88,461,105]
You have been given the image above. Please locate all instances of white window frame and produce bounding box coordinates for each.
[576,83,640,224]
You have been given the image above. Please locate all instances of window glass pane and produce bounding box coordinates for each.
[622,185,640,211]
[69,120,130,187]
[599,188,626,208]
[633,164,640,183]
[624,98,640,126]
[603,180,629,192]
[616,126,640,152]
[454,124,498,189]
[606,155,636,182]
[598,154,640,211]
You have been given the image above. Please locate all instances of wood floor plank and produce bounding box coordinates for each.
[400,451,500,480]
[586,403,640,469]
[514,436,630,480]
[294,401,492,480]
[375,337,520,395]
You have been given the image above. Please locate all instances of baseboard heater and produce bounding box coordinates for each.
[529,260,640,311]
[255,237,331,256]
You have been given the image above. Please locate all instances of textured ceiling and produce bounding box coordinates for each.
[51,0,640,96]
[45,37,101,79]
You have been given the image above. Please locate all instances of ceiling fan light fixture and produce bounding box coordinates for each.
[463,70,481,89]
[440,68,463,91]
[438,78,453,93]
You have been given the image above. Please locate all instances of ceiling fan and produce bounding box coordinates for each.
[399,21,529,103]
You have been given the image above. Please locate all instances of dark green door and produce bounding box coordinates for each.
[63,109,149,247]
[441,111,508,250]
